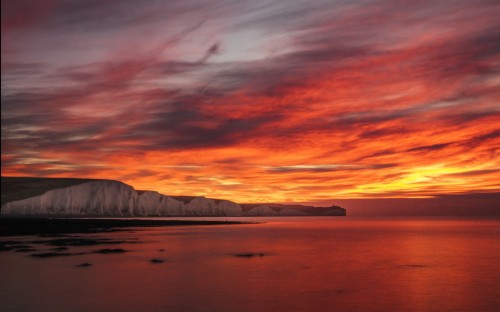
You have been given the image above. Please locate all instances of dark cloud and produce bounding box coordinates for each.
[460,130,500,149]
[444,111,499,125]
[406,143,454,153]
[444,169,500,178]
[1,62,48,74]
[2,0,208,32]
[266,163,397,173]
[199,43,220,63]
[358,128,409,139]
[356,150,397,161]
[121,98,285,150]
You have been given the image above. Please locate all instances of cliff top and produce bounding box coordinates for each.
[1,177,106,205]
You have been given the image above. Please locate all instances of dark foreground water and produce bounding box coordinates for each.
[1,217,499,312]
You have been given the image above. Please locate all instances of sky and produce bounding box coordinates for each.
[2,0,500,209]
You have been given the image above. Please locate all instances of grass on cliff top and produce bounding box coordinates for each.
[1,177,104,205]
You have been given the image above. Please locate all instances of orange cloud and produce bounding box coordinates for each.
[2,0,499,205]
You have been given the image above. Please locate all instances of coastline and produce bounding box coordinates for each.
[0,217,245,236]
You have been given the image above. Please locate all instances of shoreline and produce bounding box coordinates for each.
[0,217,246,236]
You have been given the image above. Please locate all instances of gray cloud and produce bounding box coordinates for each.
[2,0,499,174]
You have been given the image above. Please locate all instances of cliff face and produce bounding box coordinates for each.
[2,180,137,216]
[1,180,243,217]
[1,178,346,217]
[240,203,346,216]
[244,205,279,216]
[279,208,308,216]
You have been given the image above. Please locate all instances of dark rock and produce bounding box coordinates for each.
[11,245,34,251]
[234,253,266,258]
[0,241,24,251]
[14,248,37,253]
[38,234,71,238]
[32,237,125,247]
[0,240,22,245]
[0,244,14,251]
[94,248,127,254]
[50,246,69,251]
[0,218,245,236]
[31,252,75,258]
[150,258,165,263]
[76,263,92,267]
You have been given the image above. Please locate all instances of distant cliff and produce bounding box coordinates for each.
[1,177,346,217]
[240,203,346,216]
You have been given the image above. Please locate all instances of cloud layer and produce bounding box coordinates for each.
[2,0,499,203]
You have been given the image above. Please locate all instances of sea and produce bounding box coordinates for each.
[1,217,499,312]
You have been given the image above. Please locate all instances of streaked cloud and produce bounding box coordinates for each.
[2,0,499,204]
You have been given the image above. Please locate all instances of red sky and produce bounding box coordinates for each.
[1,0,499,208]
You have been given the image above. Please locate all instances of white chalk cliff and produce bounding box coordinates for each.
[2,180,138,216]
[1,178,346,216]
[244,205,279,216]
[1,180,246,217]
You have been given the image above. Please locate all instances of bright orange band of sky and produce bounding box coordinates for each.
[2,0,499,204]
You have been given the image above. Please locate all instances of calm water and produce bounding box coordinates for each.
[1,217,499,312]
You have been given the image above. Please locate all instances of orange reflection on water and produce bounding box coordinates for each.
[1,218,499,312]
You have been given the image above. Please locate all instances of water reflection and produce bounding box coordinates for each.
[1,217,499,312]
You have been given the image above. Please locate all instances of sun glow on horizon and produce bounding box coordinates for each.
[2,0,499,204]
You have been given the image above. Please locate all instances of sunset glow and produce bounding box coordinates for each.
[2,0,499,204]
